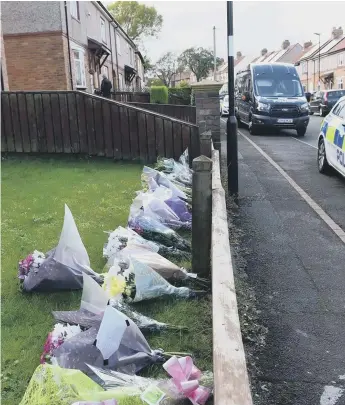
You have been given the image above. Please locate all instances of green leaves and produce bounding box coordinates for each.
[152,52,177,87]
[108,1,163,42]
[178,47,223,82]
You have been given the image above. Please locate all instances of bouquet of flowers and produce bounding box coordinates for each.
[40,323,82,364]
[105,256,203,303]
[130,192,191,231]
[87,356,212,405]
[106,246,198,282]
[141,166,187,201]
[53,274,186,332]
[52,306,167,375]
[128,213,191,253]
[104,225,191,264]
[19,204,102,292]
[103,226,159,260]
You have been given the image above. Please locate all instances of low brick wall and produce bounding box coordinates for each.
[211,148,253,405]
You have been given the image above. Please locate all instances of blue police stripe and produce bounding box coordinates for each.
[334,129,344,149]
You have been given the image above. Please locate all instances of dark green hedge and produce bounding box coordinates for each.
[150,86,169,104]
[168,88,192,105]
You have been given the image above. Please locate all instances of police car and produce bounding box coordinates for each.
[317,96,345,177]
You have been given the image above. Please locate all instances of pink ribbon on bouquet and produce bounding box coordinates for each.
[72,400,117,405]
[163,356,210,405]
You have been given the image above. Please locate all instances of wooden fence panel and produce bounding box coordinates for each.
[2,93,14,152]
[41,93,54,153]
[128,102,196,124]
[164,120,173,158]
[33,94,47,153]
[146,114,156,163]
[110,103,122,160]
[9,93,23,152]
[17,93,31,152]
[93,98,105,156]
[155,117,165,158]
[51,93,63,153]
[119,106,130,159]
[102,101,113,158]
[129,108,139,160]
[137,111,148,163]
[69,93,81,153]
[173,121,183,160]
[85,96,97,155]
[58,93,71,153]
[1,91,199,162]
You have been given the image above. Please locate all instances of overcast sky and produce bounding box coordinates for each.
[131,1,345,63]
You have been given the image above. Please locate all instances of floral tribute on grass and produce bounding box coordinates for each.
[19,149,213,405]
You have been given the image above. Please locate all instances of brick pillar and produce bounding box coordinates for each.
[191,80,223,151]
[1,28,9,90]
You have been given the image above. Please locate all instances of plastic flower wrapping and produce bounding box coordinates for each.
[130,192,191,231]
[19,358,212,405]
[128,213,191,253]
[105,246,198,282]
[105,256,201,303]
[104,226,190,263]
[41,323,82,364]
[18,204,102,292]
[51,306,166,374]
[53,274,186,332]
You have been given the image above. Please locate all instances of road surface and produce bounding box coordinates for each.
[220,115,345,405]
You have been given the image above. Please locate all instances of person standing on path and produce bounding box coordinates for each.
[101,74,112,98]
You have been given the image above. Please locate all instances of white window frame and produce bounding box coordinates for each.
[72,46,86,89]
[70,1,79,20]
[119,73,124,90]
[116,33,121,55]
[338,77,344,90]
[100,17,106,44]
[302,61,308,74]
[338,52,344,67]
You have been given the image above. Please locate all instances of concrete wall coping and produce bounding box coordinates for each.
[211,148,253,405]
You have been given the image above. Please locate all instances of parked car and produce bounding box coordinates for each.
[220,94,229,116]
[317,96,345,177]
[310,89,345,117]
[235,63,309,136]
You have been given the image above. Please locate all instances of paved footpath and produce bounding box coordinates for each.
[221,117,345,405]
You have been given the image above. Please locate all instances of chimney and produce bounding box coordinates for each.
[332,26,343,39]
[303,41,312,49]
[236,51,242,59]
[261,48,268,56]
[282,40,290,50]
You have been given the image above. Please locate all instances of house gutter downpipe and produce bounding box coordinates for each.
[64,1,74,90]
[226,1,238,199]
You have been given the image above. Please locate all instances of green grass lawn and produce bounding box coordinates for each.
[1,156,212,404]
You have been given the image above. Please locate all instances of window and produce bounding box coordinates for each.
[100,18,106,43]
[302,61,308,74]
[129,47,133,65]
[73,49,86,88]
[333,100,345,118]
[70,1,79,20]
[116,33,121,55]
[338,53,344,67]
[119,73,123,90]
[338,77,344,90]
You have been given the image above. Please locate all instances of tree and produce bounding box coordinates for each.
[147,77,164,87]
[178,47,223,82]
[108,1,163,42]
[152,52,177,87]
[142,55,153,74]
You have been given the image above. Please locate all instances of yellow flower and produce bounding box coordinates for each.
[102,274,126,298]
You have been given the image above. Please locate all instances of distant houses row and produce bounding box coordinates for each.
[172,27,345,93]
[1,1,145,93]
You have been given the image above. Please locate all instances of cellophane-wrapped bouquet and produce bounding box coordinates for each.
[18,204,101,292]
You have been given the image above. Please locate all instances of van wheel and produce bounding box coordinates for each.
[248,118,260,135]
[297,128,306,137]
[318,138,331,174]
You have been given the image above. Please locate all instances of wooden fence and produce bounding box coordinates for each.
[1,91,200,163]
[128,102,196,124]
[111,91,150,103]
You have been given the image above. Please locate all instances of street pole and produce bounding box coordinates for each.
[213,26,216,80]
[314,33,321,90]
[227,1,238,199]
